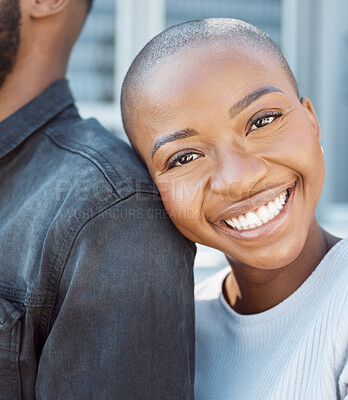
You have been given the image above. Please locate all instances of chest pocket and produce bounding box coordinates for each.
[0,298,25,400]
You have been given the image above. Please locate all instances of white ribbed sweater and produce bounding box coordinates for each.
[195,238,348,400]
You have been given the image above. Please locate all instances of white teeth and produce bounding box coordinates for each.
[280,192,286,205]
[274,197,282,210]
[267,201,279,216]
[232,218,242,230]
[246,212,262,227]
[239,216,248,229]
[257,206,271,223]
[224,189,289,231]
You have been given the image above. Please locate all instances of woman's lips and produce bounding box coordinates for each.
[212,182,297,240]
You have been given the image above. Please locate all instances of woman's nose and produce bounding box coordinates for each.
[209,150,269,199]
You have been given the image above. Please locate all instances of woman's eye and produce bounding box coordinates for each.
[252,116,275,129]
[248,112,282,134]
[168,152,202,169]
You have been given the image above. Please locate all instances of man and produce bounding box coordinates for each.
[0,1,195,398]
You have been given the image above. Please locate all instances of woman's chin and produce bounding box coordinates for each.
[225,236,306,270]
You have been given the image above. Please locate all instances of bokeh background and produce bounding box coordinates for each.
[67,0,348,282]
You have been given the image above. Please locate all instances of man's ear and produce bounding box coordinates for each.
[300,96,321,141]
[30,0,70,19]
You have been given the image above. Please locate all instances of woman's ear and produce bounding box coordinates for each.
[29,0,70,19]
[300,96,321,141]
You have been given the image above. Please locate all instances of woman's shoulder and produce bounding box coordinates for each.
[317,237,348,332]
[322,236,348,290]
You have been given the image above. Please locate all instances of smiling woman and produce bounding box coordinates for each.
[121,18,348,400]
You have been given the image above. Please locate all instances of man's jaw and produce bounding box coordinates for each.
[0,0,21,92]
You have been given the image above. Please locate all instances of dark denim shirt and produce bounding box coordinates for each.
[0,80,195,400]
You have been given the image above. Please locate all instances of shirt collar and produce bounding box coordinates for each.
[0,79,75,159]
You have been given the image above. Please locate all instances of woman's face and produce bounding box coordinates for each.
[132,44,324,270]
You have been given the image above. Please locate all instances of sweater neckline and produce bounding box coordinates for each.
[218,236,347,326]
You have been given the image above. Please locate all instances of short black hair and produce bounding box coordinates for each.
[121,19,299,143]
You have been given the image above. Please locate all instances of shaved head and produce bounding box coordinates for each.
[121,18,299,147]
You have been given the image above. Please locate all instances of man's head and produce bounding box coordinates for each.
[0,0,93,91]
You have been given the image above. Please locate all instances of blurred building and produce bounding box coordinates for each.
[67,0,348,278]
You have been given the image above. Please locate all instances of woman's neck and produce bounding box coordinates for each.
[224,221,340,315]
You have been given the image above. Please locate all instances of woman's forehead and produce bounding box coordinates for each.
[141,44,290,105]
[131,44,297,159]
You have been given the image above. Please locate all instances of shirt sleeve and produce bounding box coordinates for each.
[35,193,196,400]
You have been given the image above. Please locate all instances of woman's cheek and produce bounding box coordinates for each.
[290,133,324,183]
[157,179,202,231]
[270,126,323,172]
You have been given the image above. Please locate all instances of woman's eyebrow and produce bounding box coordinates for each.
[152,128,198,158]
[229,86,283,119]
[151,86,282,159]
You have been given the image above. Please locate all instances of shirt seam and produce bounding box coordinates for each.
[43,129,157,198]
[0,190,158,308]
